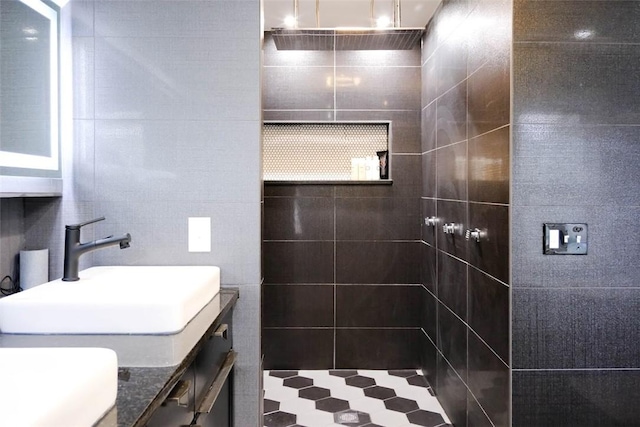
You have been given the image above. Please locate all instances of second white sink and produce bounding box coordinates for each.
[0,266,220,334]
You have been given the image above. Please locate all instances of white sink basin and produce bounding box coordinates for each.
[0,266,220,334]
[0,347,117,427]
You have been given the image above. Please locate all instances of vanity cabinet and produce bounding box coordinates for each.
[146,310,234,427]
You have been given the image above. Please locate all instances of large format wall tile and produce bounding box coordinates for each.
[436,355,467,427]
[437,303,467,381]
[263,66,334,110]
[336,285,423,327]
[512,369,640,427]
[436,81,467,148]
[468,268,509,363]
[421,243,437,295]
[467,333,510,427]
[468,126,510,204]
[336,110,421,154]
[335,198,420,241]
[436,200,468,261]
[515,0,640,44]
[263,242,334,283]
[335,328,421,369]
[264,197,334,241]
[436,141,467,201]
[335,66,421,110]
[263,328,334,370]
[468,203,509,283]
[514,43,640,125]
[335,242,421,284]
[467,58,510,139]
[263,284,334,327]
[437,252,467,321]
[513,288,640,369]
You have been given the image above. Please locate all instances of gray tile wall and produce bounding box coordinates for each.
[512,1,640,426]
[420,1,511,426]
[0,199,24,289]
[262,33,423,370]
[19,0,263,424]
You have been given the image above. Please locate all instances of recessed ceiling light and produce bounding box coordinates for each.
[284,15,297,28]
[376,16,391,28]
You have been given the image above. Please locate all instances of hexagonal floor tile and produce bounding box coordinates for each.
[270,370,299,379]
[363,385,396,400]
[264,398,280,414]
[329,370,358,378]
[299,386,331,401]
[349,396,387,415]
[264,411,297,427]
[334,410,372,426]
[407,409,446,426]
[296,408,335,426]
[264,384,299,403]
[388,370,417,378]
[283,376,314,389]
[279,397,316,415]
[370,409,410,426]
[407,374,430,388]
[316,397,351,413]
[385,396,420,413]
[345,375,376,388]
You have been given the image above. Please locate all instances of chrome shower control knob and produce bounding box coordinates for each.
[442,223,456,234]
[465,228,481,242]
[425,217,437,227]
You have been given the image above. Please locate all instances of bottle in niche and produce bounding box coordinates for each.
[377,150,389,179]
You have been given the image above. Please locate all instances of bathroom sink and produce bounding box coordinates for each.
[0,266,220,334]
[0,347,117,426]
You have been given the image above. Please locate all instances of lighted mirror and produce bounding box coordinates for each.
[0,0,60,175]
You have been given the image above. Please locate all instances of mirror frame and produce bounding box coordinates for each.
[0,0,59,171]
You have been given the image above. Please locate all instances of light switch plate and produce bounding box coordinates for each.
[543,223,588,255]
[188,217,211,253]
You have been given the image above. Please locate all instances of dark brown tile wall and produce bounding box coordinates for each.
[512,1,640,425]
[420,1,511,426]
[262,32,423,370]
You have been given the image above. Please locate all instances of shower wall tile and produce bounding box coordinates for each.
[263,66,334,110]
[468,126,510,204]
[335,155,422,198]
[335,66,421,111]
[335,110,421,154]
[264,185,334,198]
[422,56,438,108]
[436,141,467,201]
[513,288,640,369]
[263,110,335,121]
[422,286,438,342]
[438,303,467,381]
[467,58,510,139]
[422,101,437,153]
[262,284,334,327]
[335,328,421,369]
[335,48,421,67]
[467,393,493,427]
[422,151,437,198]
[263,241,334,284]
[468,203,509,283]
[335,197,420,241]
[468,268,509,363]
[264,197,334,241]
[436,355,467,427]
[467,333,510,427]
[421,243,437,295]
[420,332,438,387]
[436,81,467,147]
[513,43,640,125]
[436,31,468,97]
[467,0,511,72]
[437,252,467,321]
[262,328,334,370]
[336,285,423,328]
[512,369,640,427]
[336,242,421,284]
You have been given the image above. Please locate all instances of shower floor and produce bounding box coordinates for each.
[264,369,452,427]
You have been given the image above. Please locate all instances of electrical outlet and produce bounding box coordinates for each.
[188,217,211,253]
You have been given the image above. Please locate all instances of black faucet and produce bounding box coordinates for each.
[62,217,131,282]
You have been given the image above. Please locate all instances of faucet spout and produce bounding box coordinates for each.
[62,218,131,282]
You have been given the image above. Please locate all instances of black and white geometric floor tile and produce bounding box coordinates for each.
[264,370,452,427]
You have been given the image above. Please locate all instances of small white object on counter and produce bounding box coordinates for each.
[19,249,49,290]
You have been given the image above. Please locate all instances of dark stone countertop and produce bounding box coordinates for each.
[0,288,239,427]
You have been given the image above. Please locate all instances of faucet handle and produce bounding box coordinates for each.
[66,216,106,230]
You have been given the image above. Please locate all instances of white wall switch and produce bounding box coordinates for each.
[188,217,211,252]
